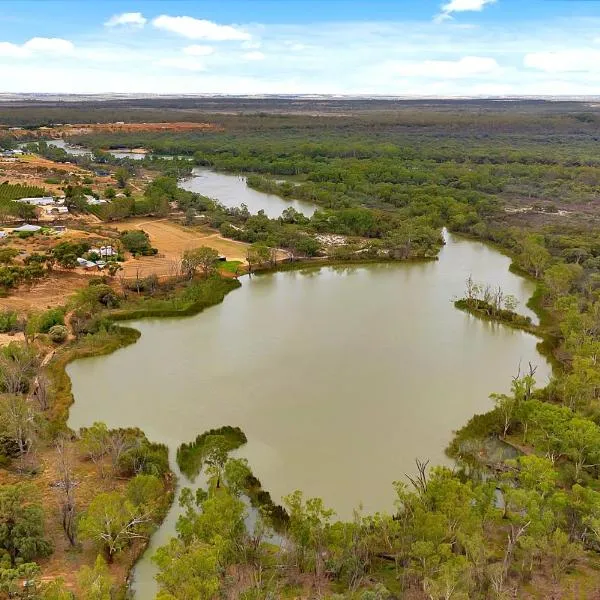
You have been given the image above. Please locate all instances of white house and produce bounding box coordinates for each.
[89,245,116,258]
[42,205,69,215]
[15,197,55,206]
[85,195,108,206]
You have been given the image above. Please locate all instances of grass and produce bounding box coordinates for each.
[219,260,243,275]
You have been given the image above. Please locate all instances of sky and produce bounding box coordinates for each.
[1,0,600,96]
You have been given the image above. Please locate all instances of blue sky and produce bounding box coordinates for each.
[1,0,600,95]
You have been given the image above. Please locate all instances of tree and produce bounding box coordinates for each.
[120,229,152,255]
[246,242,271,272]
[203,438,229,489]
[518,236,551,278]
[79,422,110,475]
[181,246,219,279]
[0,394,37,459]
[77,555,113,600]
[114,167,130,189]
[55,438,77,546]
[79,491,153,562]
[154,539,220,600]
[0,484,52,566]
[40,578,73,600]
[560,417,600,482]
[284,491,335,577]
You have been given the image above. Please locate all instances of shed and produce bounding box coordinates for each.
[13,224,42,233]
[16,197,55,206]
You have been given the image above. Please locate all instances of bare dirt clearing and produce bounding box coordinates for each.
[111,218,258,277]
[0,272,91,313]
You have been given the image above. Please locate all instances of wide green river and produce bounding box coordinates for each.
[66,171,551,598]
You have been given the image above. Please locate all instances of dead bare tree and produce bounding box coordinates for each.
[406,459,430,497]
[55,437,78,546]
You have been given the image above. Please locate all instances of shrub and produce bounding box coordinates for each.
[48,325,68,344]
[0,311,18,333]
[120,230,152,255]
[34,308,65,333]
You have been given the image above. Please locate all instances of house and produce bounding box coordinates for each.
[76,258,98,269]
[89,245,116,258]
[85,195,107,206]
[53,226,67,233]
[13,224,42,233]
[15,197,55,206]
[0,231,6,239]
[42,205,69,215]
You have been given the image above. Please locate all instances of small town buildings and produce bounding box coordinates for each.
[53,225,67,233]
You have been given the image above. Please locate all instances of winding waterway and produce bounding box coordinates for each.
[180,167,317,218]
[66,172,550,598]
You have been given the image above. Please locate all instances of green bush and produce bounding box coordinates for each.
[48,325,68,344]
[0,311,18,333]
[35,308,65,333]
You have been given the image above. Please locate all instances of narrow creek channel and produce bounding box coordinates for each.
[66,172,551,598]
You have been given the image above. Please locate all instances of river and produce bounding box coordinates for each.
[44,138,147,160]
[179,167,317,218]
[65,173,550,598]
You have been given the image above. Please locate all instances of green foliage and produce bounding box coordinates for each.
[78,487,155,561]
[0,484,52,566]
[48,325,68,344]
[31,308,65,334]
[119,229,156,255]
[0,311,19,333]
[76,555,113,600]
[177,426,247,480]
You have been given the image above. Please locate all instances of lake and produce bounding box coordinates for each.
[179,167,317,218]
[66,226,550,597]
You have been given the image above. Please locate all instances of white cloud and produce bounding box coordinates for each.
[436,0,496,22]
[183,44,215,56]
[0,37,74,58]
[23,37,74,54]
[105,12,147,28]
[524,49,600,73]
[442,0,496,12]
[155,57,207,71]
[0,42,28,58]
[152,15,251,41]
[242,51,265,61]
[390,56,500,79]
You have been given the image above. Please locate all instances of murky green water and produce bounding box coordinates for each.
[64,170,550,598]
[67,232,550,598]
